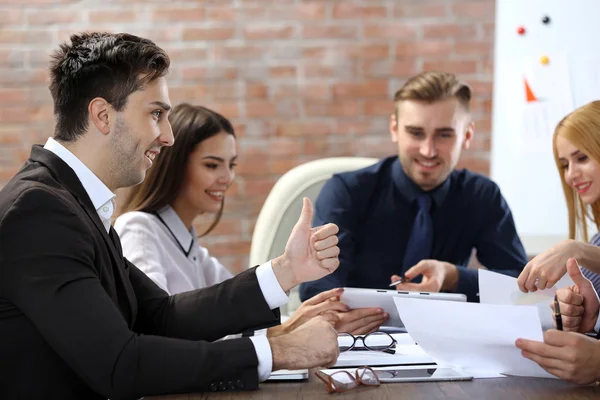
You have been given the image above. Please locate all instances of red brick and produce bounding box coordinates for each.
[275,122,332,137]
[0,107,30,123]
[206,6,235,21]
[269,66,296,78]
[332,4,387,19]
[0,88,28,106]
[26,9,81,25]
[166,47,209,63]
[451,1,495,20]
[302,24,359,40]
[0,29,53,44]
[0,9,23,25]
[89,9,138,24]
[269,138,304,156]
[336,44,390,59]
[333,81,388,98]
[305,100,364,117]
[423,23,477,39]
[209,102,241,119]
[246,101,278,118]
[365,99,394,116]
[0,49,25,68]
[0,127,26,145]
[151,6,205,22]
[243,24,296,40]
[269,158,304,175]
[246,83,268,99]
[0,68,48,87]
[422,60,478,75]
[455,40,492,55]
[235,156,271,176]
[468,80,493,95]
[244,177,278,196]
[363,60,417,77]
[394,4,448,18]
[282,3,327,19]
[214,45,267,60]
[207,240,251,257]
[396,40,453,57]
[364,23,417,39]
[181,66,237,81]
[183,27,235,41]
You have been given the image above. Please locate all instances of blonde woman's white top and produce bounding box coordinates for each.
[114,206,233,295]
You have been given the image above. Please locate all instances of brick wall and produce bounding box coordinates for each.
[0,0,496,274]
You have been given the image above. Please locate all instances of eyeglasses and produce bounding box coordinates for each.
[338,331,397,355]
[314,366,380,393]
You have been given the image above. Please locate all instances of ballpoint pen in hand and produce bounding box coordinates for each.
[389,276,412,287]
[553,294,563,331]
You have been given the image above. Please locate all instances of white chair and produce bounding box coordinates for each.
[249,157,379,315]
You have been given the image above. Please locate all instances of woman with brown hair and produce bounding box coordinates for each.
[115,103,349,337]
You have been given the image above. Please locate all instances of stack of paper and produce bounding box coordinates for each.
[393,297,556,379]
[334,333,435,367]
[478,269,574,330]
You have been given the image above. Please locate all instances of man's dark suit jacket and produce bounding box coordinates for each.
[0,146,280,399]
[300,156,528,302]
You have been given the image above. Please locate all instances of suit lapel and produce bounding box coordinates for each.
[29,145,137,325]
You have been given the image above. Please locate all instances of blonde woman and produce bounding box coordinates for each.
[518,101,600,295]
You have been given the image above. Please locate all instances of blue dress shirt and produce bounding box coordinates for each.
[299,156,528,302]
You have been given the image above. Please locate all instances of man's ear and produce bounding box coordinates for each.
[463,121,474,150]
[88,97,111,136]
[390,113,399,143]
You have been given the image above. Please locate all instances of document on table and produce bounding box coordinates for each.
[393,297,556,379]
[333,333,435,367]
[478,269,575,330]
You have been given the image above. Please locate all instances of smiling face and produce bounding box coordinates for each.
[178,131,237,215]
[108,76,174,189]
[390,98,473,191]
[556,135,600,205]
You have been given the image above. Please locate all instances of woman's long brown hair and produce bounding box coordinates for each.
[119,103,235,237]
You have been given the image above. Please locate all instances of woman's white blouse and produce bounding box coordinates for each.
[114,206,233,295]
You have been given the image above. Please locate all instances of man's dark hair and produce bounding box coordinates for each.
[49,32,170,142]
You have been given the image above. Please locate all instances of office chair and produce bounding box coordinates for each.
[249,157,379,315]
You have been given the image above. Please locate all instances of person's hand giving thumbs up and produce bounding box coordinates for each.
[551,258,600,333]
[271,197,341,293]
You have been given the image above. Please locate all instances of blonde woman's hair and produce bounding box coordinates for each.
[393,71,472,116]
[553,100,600,241]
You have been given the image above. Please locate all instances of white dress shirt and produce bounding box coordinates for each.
[44,137,289,381]
[114,207,234,294]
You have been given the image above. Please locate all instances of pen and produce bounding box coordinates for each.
[389,276,412,287]
[553,294,563,331]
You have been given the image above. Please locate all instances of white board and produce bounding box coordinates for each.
[491,0,600,254]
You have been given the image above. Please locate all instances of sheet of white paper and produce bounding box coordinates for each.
[478,269,575,330]
[334,333,435,367]
[394,297,556,379]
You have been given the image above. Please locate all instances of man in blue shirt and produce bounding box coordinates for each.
[300,71,527,306]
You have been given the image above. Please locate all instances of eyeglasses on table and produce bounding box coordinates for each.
[314,366,380,394]
[338,331,398,355]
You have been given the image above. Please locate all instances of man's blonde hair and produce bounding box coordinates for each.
[553,100,600,241]
[394,71,472,116]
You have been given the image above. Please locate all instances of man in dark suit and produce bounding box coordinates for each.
[0,32,341,399]
[299,71,527,333]
[516,258,600,384]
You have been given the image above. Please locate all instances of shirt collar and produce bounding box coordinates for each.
[43,137,115,212]
[391,156,451,207]
[157,205,196,254]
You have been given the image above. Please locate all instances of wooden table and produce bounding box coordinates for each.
[150,374,600,399]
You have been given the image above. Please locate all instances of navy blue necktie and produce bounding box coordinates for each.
[402,194,433,275]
